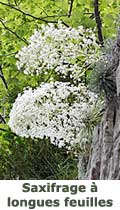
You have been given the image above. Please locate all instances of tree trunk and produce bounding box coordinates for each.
[85,32,120,179]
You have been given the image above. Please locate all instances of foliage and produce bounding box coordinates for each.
[0,0,119,179]
[88,40,116,96]
[0,129,78,179]
[7,21,103,179]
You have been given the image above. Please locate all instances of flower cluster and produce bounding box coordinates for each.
[8,82,97,148]
[16,22,98,81]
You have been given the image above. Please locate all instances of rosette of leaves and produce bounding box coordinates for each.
[88,40,116,97]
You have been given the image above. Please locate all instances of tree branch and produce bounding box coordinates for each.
[0,18,28,45]
[0,1,58,24]
[94,0,104,46]
[0,65,8,90]
[0,128,8,132]
[68,0,74,18]
[0,51,18,57]
[0,114,6,124]
[0,1,71,29]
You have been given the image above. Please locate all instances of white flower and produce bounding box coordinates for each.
[8,82,97,148]
[16,22,99,81]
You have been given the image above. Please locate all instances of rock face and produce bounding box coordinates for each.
[85,33,120,179]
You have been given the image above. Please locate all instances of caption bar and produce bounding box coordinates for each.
[0,181,120,209]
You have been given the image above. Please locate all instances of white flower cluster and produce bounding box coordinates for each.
[8,82,97,148]
[16,22,98,81]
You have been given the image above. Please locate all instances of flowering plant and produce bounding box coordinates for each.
[16,22,98,82]
[8,82,97,148]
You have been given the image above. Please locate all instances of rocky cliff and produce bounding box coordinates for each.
[86,32,120,179]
